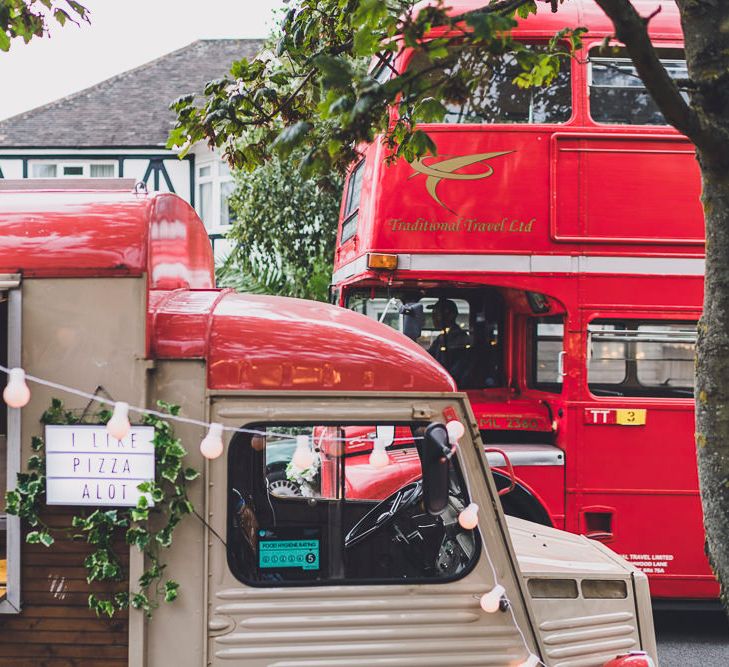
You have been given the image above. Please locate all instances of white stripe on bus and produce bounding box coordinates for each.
[331,254,705,283]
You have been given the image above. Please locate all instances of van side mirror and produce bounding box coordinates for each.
[400,302,424,340]
[419,422,451,515]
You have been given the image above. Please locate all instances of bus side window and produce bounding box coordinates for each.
[529,317,565,393]
[589,47,687,125]
[406,44,571,125]
[587,320,696,398]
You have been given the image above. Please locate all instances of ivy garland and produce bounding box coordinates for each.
[4,398,200,617]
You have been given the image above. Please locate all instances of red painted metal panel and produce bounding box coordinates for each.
[149,290,456,393]
[148,194,216,290]
[551,134,703,244]
[0,190,215,288]
[0,190,151,278]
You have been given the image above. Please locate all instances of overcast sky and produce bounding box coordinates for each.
[0,0,288,120]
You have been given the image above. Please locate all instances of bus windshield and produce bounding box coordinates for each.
[348,289,504,389]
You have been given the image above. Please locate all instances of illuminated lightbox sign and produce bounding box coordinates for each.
[45,425,155,507]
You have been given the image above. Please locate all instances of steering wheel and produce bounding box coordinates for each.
[344,481,423,549]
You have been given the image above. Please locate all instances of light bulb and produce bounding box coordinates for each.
[517,654,540,667]
[480,584,506,613]
[3,368,30,408]
[458,502,479,529]
[200,423,224,459]
[292,435,315,469]
[106,402,131,440]
[369,437,390,468]
[446,420,465,444]
[369,448,390,468]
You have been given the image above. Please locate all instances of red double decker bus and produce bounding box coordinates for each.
[330,0,709,601]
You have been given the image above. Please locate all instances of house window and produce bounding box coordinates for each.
[0,278,22,614]
[29,161,117,179]
[31,164,57,178]
[90,164,115,178]
[196,161,236,232]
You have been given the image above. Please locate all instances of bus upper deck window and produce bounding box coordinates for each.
[589,48,687,125]
[371,52,395,84]
[340,160,365,244]
[406,45,571,125]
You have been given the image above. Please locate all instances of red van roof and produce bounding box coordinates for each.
[0,188,214,289]
[150,289,456,392]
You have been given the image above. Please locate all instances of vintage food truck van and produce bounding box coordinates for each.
[0,181,656,666]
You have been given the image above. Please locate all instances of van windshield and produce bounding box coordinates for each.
[227,422,479,585]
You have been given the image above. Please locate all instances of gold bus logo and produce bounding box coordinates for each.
[410,151,513,210]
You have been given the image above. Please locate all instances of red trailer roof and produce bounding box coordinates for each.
[0,188,214,289]
[150,289,456,392]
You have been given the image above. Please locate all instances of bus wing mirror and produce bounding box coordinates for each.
[400,302,424,340]
[419,422,451,515]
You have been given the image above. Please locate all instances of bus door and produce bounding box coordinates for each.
[568,314,714,598]
[515,314,569,529]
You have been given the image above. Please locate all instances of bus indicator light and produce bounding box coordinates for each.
[367,253,398,270]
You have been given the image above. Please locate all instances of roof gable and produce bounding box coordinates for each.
[0,39,262,148]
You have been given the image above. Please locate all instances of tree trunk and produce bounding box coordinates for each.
[677,0,729,608]
[695,166,729,606]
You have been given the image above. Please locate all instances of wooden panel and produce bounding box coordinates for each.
[0,511,129,665]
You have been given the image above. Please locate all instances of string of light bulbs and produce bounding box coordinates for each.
[2,364,543,664]
[0,364,424,453]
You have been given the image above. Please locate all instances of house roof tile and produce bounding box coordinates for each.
[0,39,262,148]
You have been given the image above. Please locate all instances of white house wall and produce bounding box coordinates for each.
[0,146,234,262]
[0,161,22,179]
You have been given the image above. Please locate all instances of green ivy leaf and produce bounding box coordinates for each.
[164,580,180,603]
[16,398,189,619]
[131,508,149,522]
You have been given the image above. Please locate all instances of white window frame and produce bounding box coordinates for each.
[29,161,118,179]
[195,160,235,234]
[1,276,22,614]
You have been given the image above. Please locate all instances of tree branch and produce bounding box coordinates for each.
[593,0,707,147]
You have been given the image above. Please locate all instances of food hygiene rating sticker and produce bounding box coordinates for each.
[259,539,320,570]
